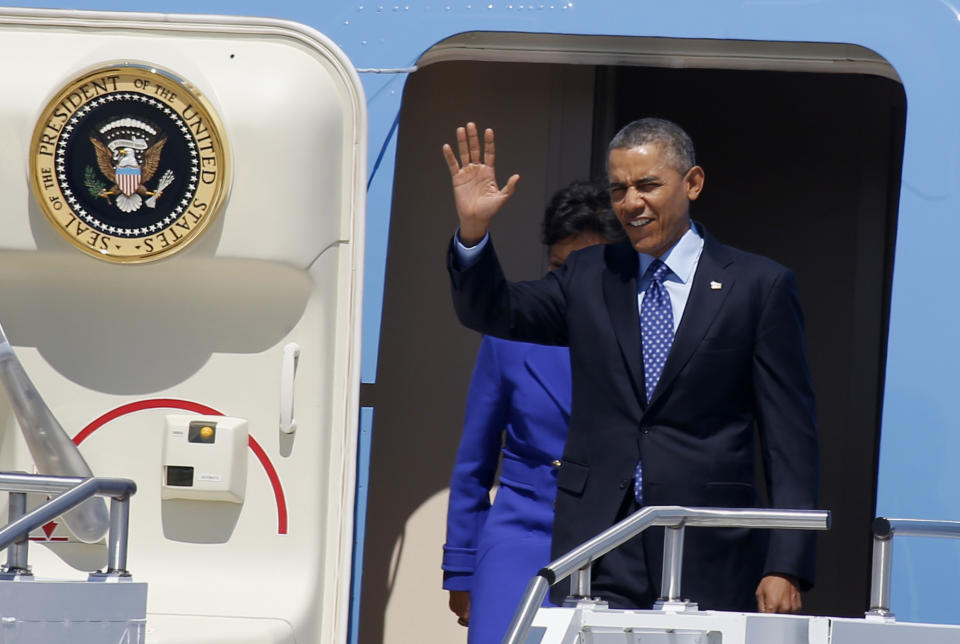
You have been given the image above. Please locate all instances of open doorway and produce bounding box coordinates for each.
[591,64,905,616]
[359,37,904,642]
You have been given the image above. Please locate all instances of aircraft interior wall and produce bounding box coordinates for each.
[360,60,596,644]
[362,52,904,642]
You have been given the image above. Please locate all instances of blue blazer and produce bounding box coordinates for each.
[448,225,819,611]
[443,335,570,644]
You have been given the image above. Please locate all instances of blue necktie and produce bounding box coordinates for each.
[634,259,674,505]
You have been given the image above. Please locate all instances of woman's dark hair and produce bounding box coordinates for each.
[541,179,627,247]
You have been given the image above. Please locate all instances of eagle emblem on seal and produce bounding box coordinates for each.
[86,118,175,213]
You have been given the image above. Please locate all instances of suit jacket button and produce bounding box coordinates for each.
[619,479,629,489]
[551,459,562,468]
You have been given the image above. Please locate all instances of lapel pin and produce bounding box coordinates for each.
[709,281,722,290]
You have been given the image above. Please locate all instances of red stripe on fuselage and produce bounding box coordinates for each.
[75,399,288,534]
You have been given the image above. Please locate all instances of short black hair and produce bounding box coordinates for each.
[608,117,696,174]
[541,179,627,247]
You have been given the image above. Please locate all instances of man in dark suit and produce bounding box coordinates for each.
[442,118,819,614]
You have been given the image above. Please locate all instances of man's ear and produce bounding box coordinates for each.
[685,165,705,201]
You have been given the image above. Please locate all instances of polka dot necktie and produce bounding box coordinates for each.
[634,259,674,505]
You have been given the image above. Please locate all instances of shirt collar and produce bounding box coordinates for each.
[636,223,703,284]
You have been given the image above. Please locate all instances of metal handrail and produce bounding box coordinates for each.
[0,472,137,579]
[0,320,110,543]
[503,505,830,644]
[867,516,960,619]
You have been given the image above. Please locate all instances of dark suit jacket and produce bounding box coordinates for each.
[447,225,819,611]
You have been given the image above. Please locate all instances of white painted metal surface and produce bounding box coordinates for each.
[0,579,147,643]
[160,415,249,503]
[0,8,366,644]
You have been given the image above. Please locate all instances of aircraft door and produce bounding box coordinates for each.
[0,9,366,644]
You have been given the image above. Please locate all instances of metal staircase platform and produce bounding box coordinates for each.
[0,579,147,643]
[527,604,960,644]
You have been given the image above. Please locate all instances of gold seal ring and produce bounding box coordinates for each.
[29,62,230,263]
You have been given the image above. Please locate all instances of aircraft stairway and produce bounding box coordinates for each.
[0,472,145,644]
[507,507,960,644]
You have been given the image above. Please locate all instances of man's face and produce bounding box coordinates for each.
[607,144,704,257]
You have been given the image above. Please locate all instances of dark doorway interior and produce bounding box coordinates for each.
[592,65,905,615]
[360,55,905,643]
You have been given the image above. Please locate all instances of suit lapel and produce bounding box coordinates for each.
[524,345,573,417]
[648,228,736,407]
[601,243,646,406]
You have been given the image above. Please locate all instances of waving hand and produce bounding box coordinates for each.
[442,122,520,245]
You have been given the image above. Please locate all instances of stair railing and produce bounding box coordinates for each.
[867,517,960,619]
[502,505,830,644]
[0,472,137,580]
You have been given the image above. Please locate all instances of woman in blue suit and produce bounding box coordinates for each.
[442,180,625,643]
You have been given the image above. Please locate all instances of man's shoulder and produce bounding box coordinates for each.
[706,235,793,280]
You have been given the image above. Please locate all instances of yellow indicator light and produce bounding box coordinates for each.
[188,420,217,443]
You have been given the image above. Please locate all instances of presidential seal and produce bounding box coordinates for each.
[30,64,230,263]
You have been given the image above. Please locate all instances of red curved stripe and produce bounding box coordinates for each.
[74,398,222,446]
[246,435,288,534]
[74,398,288,534]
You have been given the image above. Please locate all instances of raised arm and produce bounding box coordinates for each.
[442,122,520,245]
